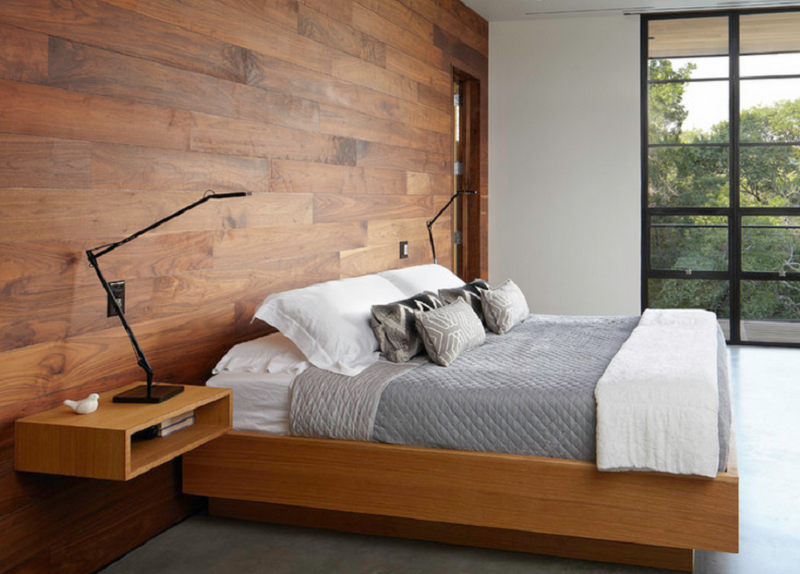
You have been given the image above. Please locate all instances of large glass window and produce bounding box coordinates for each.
[643,10,800,346]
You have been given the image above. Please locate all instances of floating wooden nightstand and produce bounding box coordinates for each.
[15,384,231,481]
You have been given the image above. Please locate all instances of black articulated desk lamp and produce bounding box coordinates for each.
[426,189,477,264]
[86,190,250,404]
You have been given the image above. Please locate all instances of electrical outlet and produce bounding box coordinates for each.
[107,281,126,317]
[399,241,409,259]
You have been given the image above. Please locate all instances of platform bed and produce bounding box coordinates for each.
[182,430,738,572]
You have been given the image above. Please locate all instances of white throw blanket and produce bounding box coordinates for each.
[595,309,720,477]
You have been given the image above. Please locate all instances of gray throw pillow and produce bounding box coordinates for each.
[439,279,492,324]
[415,299,486,367]
[481,279,530,334]
[371,292,443,363]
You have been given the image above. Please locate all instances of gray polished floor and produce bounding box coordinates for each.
[101,346,800,574]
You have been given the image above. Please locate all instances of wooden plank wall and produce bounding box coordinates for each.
[0,1,488,572]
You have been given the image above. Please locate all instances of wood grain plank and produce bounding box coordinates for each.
[340,241,432,277]
[367,217,440,245]
[0,23,48,83]
[0,135,90,189]
[298,5,385,67]
[247,51,448,133]
[270,160,406,195]
[214,225,366,268]
[314,194,433,223]
[298,0,352,24]
[48,478,197,574]
[47,38,320,132]
[190,112,356,165]
[430,0,488,38]
[91,144,269,193]
[433,24,488,75]
[2,251,343,352]
[418,82,451,110]
[0,233,215,297]
[216,0,299,30]
[406,171,452,195]
[321,106,449,155]
[386,45,451,95]
[352,4,443,69]
[136,0,332,75]
[0,306,233,409]
[0,0,251,84]
[357,141,450,175]
[0,79,192,151]
[395,0,487,55]
[353,0,433,43]
[0,189,311,243]
[331,52,417,102]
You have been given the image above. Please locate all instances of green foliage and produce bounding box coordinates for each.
[647,59,800,323]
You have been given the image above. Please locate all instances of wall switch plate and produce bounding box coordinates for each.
[107,281,126,317]
[399,241,409,259]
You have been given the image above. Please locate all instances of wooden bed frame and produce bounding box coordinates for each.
[183,430,738,572]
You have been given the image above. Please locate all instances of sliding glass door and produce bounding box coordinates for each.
[642,10,800,346]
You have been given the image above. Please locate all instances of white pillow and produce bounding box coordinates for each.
[212,333,310,376]
[378,264,464,297]
[253,275,407,376]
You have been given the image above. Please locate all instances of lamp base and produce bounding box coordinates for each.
[113,384,184,404]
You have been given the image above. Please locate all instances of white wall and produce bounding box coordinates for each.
[489,16,641,316]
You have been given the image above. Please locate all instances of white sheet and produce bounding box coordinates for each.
[595,309,720,477]
[206,372,294,435]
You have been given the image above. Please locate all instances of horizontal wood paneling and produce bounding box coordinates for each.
[0,23,48,83]
[90,144,270,193]
[270,160,406,195]
[47,38,320,132]
[0,135,90,189]
[0,0,487,571]
[298,4,386,66]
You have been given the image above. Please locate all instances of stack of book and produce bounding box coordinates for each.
[158,411,195,437]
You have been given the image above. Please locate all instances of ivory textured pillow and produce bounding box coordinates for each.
[439,279,492,324]
[415,299,486,367]
[371,291,443,363]
[481,280,530,334]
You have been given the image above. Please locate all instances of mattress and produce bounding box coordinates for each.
[206,372,294,435]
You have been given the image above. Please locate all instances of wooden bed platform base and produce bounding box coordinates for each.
[183,432,739,572]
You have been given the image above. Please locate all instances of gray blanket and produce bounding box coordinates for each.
[291,315,732,471]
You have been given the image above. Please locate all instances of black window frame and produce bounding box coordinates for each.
[641,7,800,348]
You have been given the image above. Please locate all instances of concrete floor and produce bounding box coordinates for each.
[101,346,800,574]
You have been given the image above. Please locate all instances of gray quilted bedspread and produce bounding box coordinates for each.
[292,315,732,471]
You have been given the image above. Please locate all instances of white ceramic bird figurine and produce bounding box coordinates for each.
[64,393,100,415]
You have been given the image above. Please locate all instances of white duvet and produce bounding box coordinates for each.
[595,309,720,478]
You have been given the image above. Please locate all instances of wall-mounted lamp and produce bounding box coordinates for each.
[426,189,477,265]
[86,190,250,404]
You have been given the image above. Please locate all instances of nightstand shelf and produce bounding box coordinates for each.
[15,384,231,481]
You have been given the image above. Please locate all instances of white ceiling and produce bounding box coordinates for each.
[461,0,800,21]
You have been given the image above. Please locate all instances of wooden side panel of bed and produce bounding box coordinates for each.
[209,499,695,572]
[183,432,738,568]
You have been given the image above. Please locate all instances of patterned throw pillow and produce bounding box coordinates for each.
[371,292,443,363]
[481,279,530,334]
[439,279,492,324]
[415,299,486,367]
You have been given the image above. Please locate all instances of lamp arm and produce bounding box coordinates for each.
[426,190,477,265]
[85,190,250,399]
[85,250,154,388]
[89,191,249,258]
